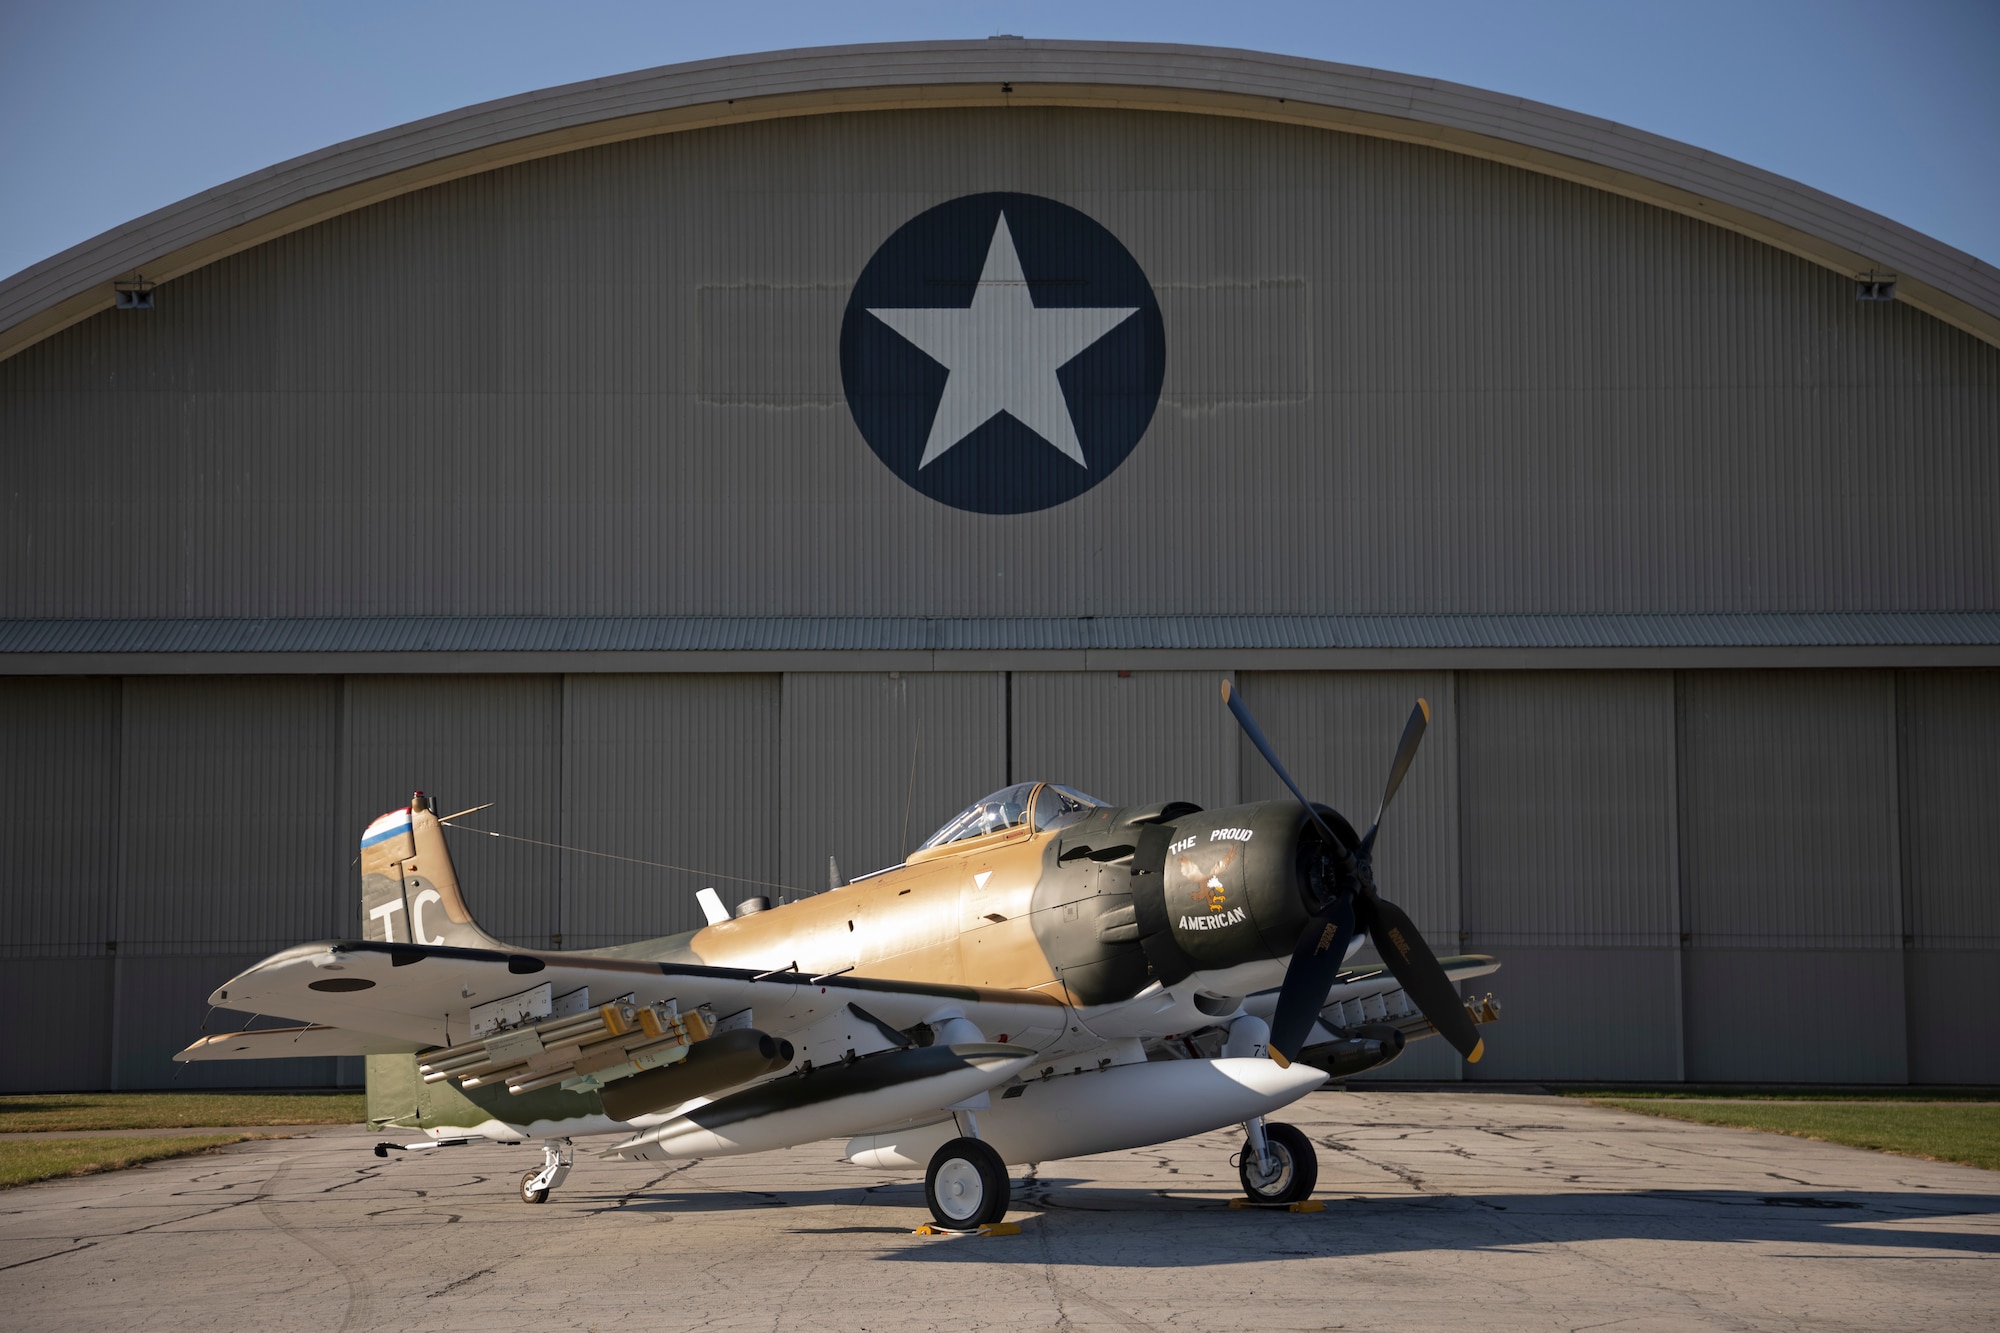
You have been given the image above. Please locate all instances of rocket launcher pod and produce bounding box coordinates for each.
[1296,1024,1406,1079]
[417,999,712,1096]
[1296,995,1499,1078]
[598,1028,796,1122]
[608,1042,1036,1161]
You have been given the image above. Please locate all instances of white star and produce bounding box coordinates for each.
[869,213,1138,469]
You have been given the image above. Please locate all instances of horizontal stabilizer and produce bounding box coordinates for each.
[175,1025,424,1062]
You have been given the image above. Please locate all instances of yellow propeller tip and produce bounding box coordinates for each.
[1221,680,1232,701]
[1417,698,1431,722]
[1269,1048,1291,1069]
[1467,1038,1485,1064]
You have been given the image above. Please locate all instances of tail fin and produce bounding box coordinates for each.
[358,792,505,950]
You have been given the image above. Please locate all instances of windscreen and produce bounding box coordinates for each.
[1033,783,1104,832]
[919,783,1038,850]
[919,782,1109,850]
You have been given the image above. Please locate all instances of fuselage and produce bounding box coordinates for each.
[613,791,1344,1007]
[653,814,1086,996]
[402,790,1347,1142]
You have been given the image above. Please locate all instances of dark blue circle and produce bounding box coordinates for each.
[840,193,1165,515]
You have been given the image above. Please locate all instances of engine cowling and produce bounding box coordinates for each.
[1131,800,1359,987]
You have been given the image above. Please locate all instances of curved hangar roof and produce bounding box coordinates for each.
[3,38,1998,363]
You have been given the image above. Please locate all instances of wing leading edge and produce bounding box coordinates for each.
[196,939,1067,1057]
[176,1026,424,1061]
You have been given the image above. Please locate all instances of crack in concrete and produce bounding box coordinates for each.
[1030,1169,1077,1333]
[1322,1139,1432,1195]
[0,1240,97,1272]
[1054,1280,1163,1333]
[426,1264,497,1298]
[253,1156,376,1333]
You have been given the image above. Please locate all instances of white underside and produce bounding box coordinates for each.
[611,1049,1036,1161]
[846,1055,1327,1168]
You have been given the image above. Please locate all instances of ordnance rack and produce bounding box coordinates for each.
[419,1000,713,1096]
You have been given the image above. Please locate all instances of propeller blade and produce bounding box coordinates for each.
[1361,698,1430,856]
[1361,896,1484,1062]
[1266,898,1357,1065]
[1220,680,1344,852]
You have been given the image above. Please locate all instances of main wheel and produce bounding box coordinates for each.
[924,1137,1009,1229]
[519,1170,550,1204]
[1238,1121,1317,1205]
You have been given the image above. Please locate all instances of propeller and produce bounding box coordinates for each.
[1220,681,1484,1067]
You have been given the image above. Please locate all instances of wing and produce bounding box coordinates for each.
[1241,953,1498,1025]
[195,939,1068,1075]
[1325,952,1499,1003]
[177,1025,424,1061]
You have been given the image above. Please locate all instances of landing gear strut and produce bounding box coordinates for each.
[1238,1119,1316,1205]
[519,1138,572,1204]
[924,1136,1010,1228]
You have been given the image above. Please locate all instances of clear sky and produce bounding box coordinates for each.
[2,0,1995,284]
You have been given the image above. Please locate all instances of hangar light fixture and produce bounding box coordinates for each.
[113,279,154,310]
[1856,271,1897,301]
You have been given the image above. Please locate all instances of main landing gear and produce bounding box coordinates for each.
[924,1136,1010,1229]
[1238,1119,1317,1205]
[519,1139,573,1204]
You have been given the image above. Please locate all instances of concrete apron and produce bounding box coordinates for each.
[0,1088,1994,1331]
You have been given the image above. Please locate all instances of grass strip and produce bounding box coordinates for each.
[0,1092,365,1132]
[1559,1086,1996,1102]
[1588,1098,2000,1172]
[0,1134,259,1188]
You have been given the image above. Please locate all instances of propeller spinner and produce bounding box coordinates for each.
[1219,681,1484,1067]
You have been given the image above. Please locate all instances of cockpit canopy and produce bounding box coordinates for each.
[918,781,1106,850]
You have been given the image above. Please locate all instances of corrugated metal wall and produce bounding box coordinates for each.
[1678,672,1906,1082]
[1897,670,2000,1084]
[781,672,1007,896]
[0,679,119,962]
[561,674,781,947]
[3,666,1999,1090]
[0,677,354,1091]
[4,960,114,1093]
[1011,670,1241,812]
[1679,672,1900,949]
[3,103,1995,1092]
[114,678,345,1089]
[0,680,120,1092]
[1458,672,1682,1081]
[1461,673,1679,948]
[3,108,1993,620]
[119,677,342,955]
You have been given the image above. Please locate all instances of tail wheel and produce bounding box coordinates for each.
[924,1137,1010,1229]
[1239,1121,1318,1205]
[519,1170,551,1204]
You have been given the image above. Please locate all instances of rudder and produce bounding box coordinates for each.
[358,792,504,950]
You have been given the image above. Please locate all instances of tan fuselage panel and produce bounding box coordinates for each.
[686,825,1067,998]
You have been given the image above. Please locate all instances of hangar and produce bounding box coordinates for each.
[2,40,1995,1094]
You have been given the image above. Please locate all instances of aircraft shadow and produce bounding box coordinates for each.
[579,1175,1141,1218]
[872,1185,2000,1265]
[580,1180,2000,1264]
[580,1181,929,1216]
